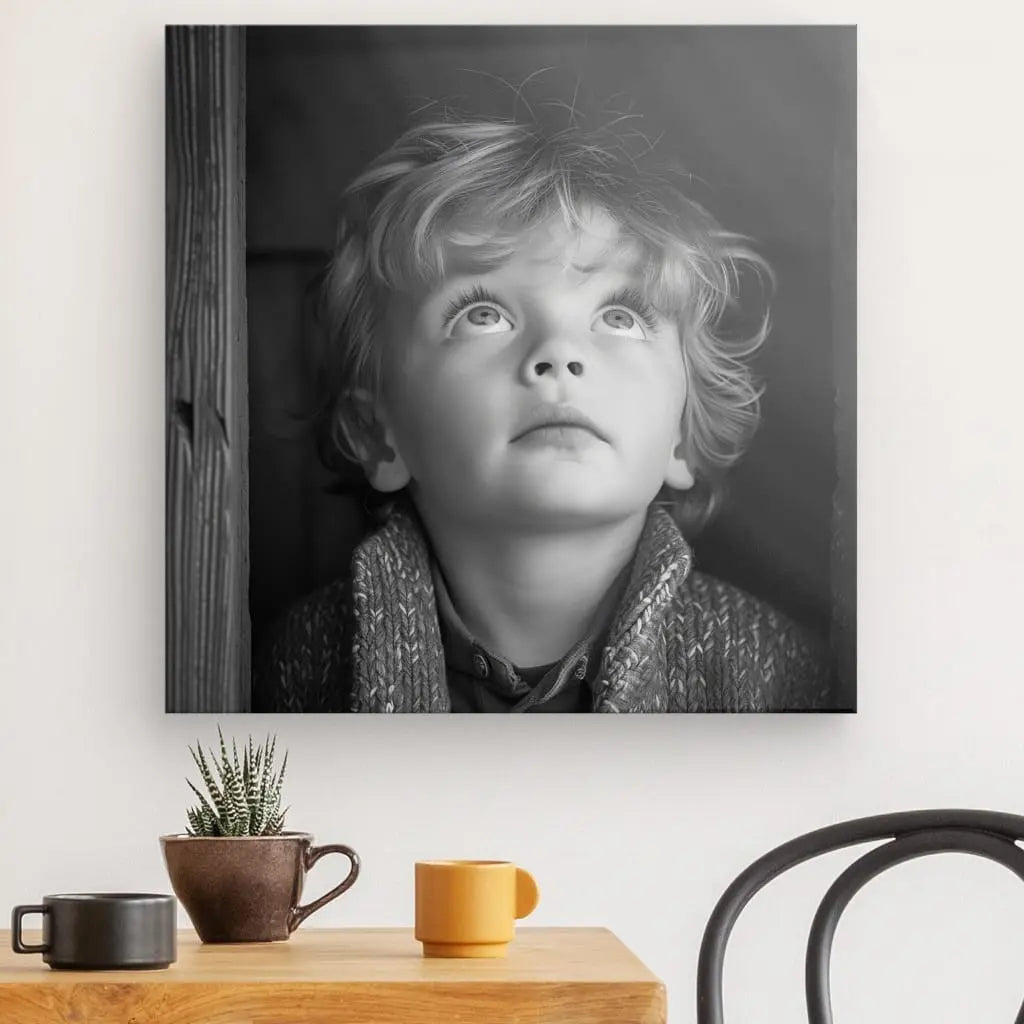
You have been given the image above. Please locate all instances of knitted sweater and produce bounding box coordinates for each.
[253,504,835,713]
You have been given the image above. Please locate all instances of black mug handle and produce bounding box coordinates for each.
[11,905,49,954]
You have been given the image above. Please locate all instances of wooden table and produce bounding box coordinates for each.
[0,926,666,1023]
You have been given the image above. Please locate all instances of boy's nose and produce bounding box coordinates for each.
[520,318,588,384]
[532,359,584,378]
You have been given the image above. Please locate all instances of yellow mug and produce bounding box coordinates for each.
[414,860,540,958]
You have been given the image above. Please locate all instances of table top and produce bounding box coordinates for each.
[0,926,666,1024]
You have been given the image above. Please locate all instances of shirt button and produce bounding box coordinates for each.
[472,652,490,679]
[574,656,589,680]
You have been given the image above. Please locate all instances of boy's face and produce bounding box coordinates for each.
[369,206,694,531]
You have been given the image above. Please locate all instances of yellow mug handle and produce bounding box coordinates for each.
[515,867,539,919]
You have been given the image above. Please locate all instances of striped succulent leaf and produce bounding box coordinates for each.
[267,805,288,835]
[189,741,226,821]
[201,803,219,835]
[186,779,220,824]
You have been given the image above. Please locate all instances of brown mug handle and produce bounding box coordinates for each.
[288,843,360,933]
[11,905,49,954]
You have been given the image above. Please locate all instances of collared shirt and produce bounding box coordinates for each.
[430,560,616,713]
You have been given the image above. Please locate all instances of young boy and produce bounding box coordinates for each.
[253,112,835,713]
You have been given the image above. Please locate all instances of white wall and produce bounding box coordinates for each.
[3,2,1024,1021]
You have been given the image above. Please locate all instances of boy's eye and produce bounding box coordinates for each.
[592,286,660,340]
[442,286,514,338]
[592,306,648,340]
[449,302,514,337]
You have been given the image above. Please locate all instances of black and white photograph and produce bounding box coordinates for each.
[166,25,855,713]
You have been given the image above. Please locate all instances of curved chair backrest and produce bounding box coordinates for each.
[697,809,1024,1024]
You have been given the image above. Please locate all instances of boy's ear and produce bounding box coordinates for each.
[664,440,695,491]
[336,388,411,493]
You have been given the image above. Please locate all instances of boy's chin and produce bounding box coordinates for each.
[490,492,652,530]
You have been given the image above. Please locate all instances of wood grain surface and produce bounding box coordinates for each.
[165,24,250,713]
[0,927,666,1023]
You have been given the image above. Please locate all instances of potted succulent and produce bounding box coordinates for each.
[160,728,360,943]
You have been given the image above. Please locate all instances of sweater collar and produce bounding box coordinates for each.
[349,501,693,712]
[590,502,694,711]
[347,501,449,712]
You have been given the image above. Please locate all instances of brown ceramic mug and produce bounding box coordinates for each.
[160,832,359,943]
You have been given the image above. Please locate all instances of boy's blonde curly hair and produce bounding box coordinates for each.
[319,111,772,532]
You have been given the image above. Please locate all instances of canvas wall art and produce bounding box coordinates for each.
[166,25,855,713]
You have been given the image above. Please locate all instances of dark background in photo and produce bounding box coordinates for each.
[245,25,855,705]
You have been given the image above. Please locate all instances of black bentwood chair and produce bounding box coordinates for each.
[697,809,1024,1023]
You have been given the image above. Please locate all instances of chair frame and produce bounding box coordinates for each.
[697,809,1024,1023]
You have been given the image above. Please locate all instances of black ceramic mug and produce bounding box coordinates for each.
[11,893,177,970]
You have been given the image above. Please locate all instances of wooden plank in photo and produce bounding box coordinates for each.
[165,26,250,712]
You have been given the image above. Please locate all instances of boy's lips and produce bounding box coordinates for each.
[510,405,610,444]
